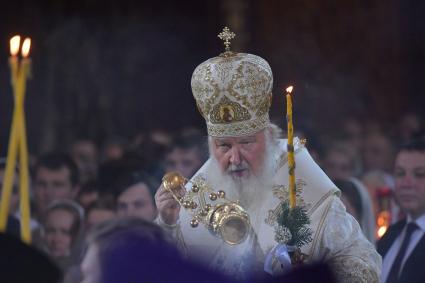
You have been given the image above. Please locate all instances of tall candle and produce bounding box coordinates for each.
[285,86,296,208]
[18,37,32,243]
[0,36,32,243]
[0,36,21,231]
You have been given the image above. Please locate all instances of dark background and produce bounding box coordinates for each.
[0,0,424,155]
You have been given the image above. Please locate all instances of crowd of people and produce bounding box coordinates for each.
[0,111,424,282]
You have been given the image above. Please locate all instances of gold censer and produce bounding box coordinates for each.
[162,172,250,245]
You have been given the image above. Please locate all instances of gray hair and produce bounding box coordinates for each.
[207,123,283,148]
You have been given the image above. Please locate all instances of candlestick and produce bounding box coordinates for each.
[285,86,296,209]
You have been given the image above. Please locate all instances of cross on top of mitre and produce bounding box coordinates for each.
[218,27,236,52]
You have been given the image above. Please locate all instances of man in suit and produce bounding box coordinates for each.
[378,139,425,283]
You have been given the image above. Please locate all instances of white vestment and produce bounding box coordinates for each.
[157,139,381,282]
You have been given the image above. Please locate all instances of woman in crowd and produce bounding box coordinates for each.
[42,200,84,272]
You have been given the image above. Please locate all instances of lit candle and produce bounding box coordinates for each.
[0,36,22,232]
[9,35,20,83]
[285,86,296,208]
[17,37,32,243]
[376,187,392,239]
[0,36,32,243]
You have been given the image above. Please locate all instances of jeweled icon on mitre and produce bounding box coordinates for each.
[220,105,235,122]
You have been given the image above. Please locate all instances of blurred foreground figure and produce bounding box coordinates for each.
[378,139,425,283]
[80,218,237,283]
[155,28,380,282]
[0,232,61,283]
[262,263,336,283]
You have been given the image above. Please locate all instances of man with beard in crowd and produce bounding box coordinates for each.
[155,28,381,282]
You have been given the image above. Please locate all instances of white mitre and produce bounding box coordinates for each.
[191,30,273,138]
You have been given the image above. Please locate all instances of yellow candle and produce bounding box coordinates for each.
[0,112,20,231]
[285,86,296,208]
[17,39,32,242]
[0,36,21,231]
[0,36,32,243]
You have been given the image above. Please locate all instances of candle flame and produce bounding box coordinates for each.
[10,35,21,56]
[286,86,294,94]
[21,38,31,58]
[377,225,388,238]
[376,211,391,239]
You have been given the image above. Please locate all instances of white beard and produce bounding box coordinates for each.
[205,135,280,225]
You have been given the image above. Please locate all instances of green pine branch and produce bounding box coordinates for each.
[275,200,313,247]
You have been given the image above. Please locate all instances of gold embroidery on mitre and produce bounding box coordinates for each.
[207,114,270,137]
[256,92,272,117]
[210,96,251,124]
[191,65,221,121]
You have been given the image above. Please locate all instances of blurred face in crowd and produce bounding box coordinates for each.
[361,171,390,217]
[117,183,156,221]
[363,133,394,173]
[394,150,425,219]
[102,142,125,162]
[164,148,203,178]
[34,166,79,215]
[78,191,99,210]
[44,209,76,258]
[210,130,267,179]
[323,150,353,180]
[399,114,421,142]
[342,118,364,151]
[81,243,101,283]
[71,140,98,183]
[85,209,115,233]
[0,169,19,214]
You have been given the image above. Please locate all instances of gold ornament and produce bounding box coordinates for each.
[209,192,217,201]
[217,26,235,52]
[191,185,199,193]
[190,219,199,228]
[191,202,198,209]
[183,200,191,209]
[162,172,186,192]
[161,171,250,245]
